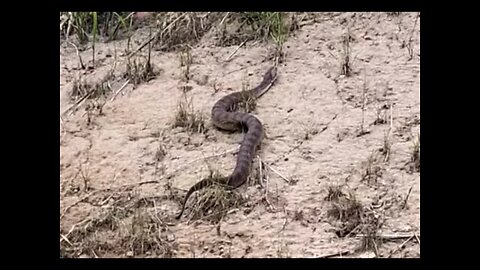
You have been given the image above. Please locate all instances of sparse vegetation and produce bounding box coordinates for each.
[70,72,114,102]
[173,93,207,134]
[153,12,217,52]
[60,12,135,44]
[179,47,193,92]
[123,36,157,88]
[61,12,420,258]
[380,130,392,162]
[217,12,291,46]
[325,185,384,256]
[326,185,364,237]
[341,30,355,77]
[60,201,175,258]
[182,168,245,223]
[404,13,420,61]
[358,70,370,136]
[361,151,384,184]
[238,79,258,113]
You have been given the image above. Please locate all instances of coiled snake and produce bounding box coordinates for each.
[176,66,278,219]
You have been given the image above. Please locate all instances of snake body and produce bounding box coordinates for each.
[175,66,278,219]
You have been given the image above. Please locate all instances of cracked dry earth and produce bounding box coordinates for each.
[60,12,420,258]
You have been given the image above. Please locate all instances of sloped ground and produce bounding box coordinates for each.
[60,12,420,258]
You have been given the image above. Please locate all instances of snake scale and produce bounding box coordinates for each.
[176,66,278,219]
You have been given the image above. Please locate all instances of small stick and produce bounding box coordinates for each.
[62,89,95,117]
[225,40,247,62]
[99,193,115,206]
[279,206,288,232]
[218,12,230,27]
[388,234,415,257]
[264,173,275,211]
[262,162,290,183]
[110,79,131,102]
[384,102,394,162]
[414,233,420,245]
[401,186,413,209]
[317,250,351,258]
[67,41,85,69]
[65,13,73,40]
[60,234,73,246]
[258,156,263,188]
[60,218,91,244]
[356,233,419,240]
[194,147,239,164]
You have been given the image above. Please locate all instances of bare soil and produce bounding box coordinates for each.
[60,12,420,258]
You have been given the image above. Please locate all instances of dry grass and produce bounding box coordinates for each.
[60,194,176,258]
[60,12,136,42]
[361,151,384,185]
[340,30,355,77]
[69,73,113,123]
[326,185,364,237]
[179,47,193,92]
[173,93,207,134]
[183,169,245,224]
[325,185,384,256]
[153,12,217,52]
[238,79,258,113]
[70,73,113,102]
[123,34,158,88]
[216,12,293,49]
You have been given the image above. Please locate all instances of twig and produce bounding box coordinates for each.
[62,89,95,117]
[414,233,420,245]
[279,206,288,232]
[317,250,351,258]
[388,234,415,257]
[258,156,263,188]
[357,233,419,240]
[67,41,85,69]
[264,173,275,212]
[218,12,230,27]
[384,102,394,162]
[110,79,131,102]
[99,193,115,206]
[225,40,247,62]
[262,162,290,183]
[60,234,73,246]
[195,147,240,164]
[92,249,99,258]
[60,218,92,244]
[402,186,413,209]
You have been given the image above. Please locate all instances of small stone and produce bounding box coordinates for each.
[166,234,175,242]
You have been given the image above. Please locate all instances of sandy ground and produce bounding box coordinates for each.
[60,12,420,258]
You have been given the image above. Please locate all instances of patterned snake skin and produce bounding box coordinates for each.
[176,66,278,219]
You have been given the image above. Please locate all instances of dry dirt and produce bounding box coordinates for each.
[60,12,420,258]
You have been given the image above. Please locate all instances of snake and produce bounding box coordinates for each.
[175,66,278,219]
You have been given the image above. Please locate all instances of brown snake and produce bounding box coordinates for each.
[175,66,278,219]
